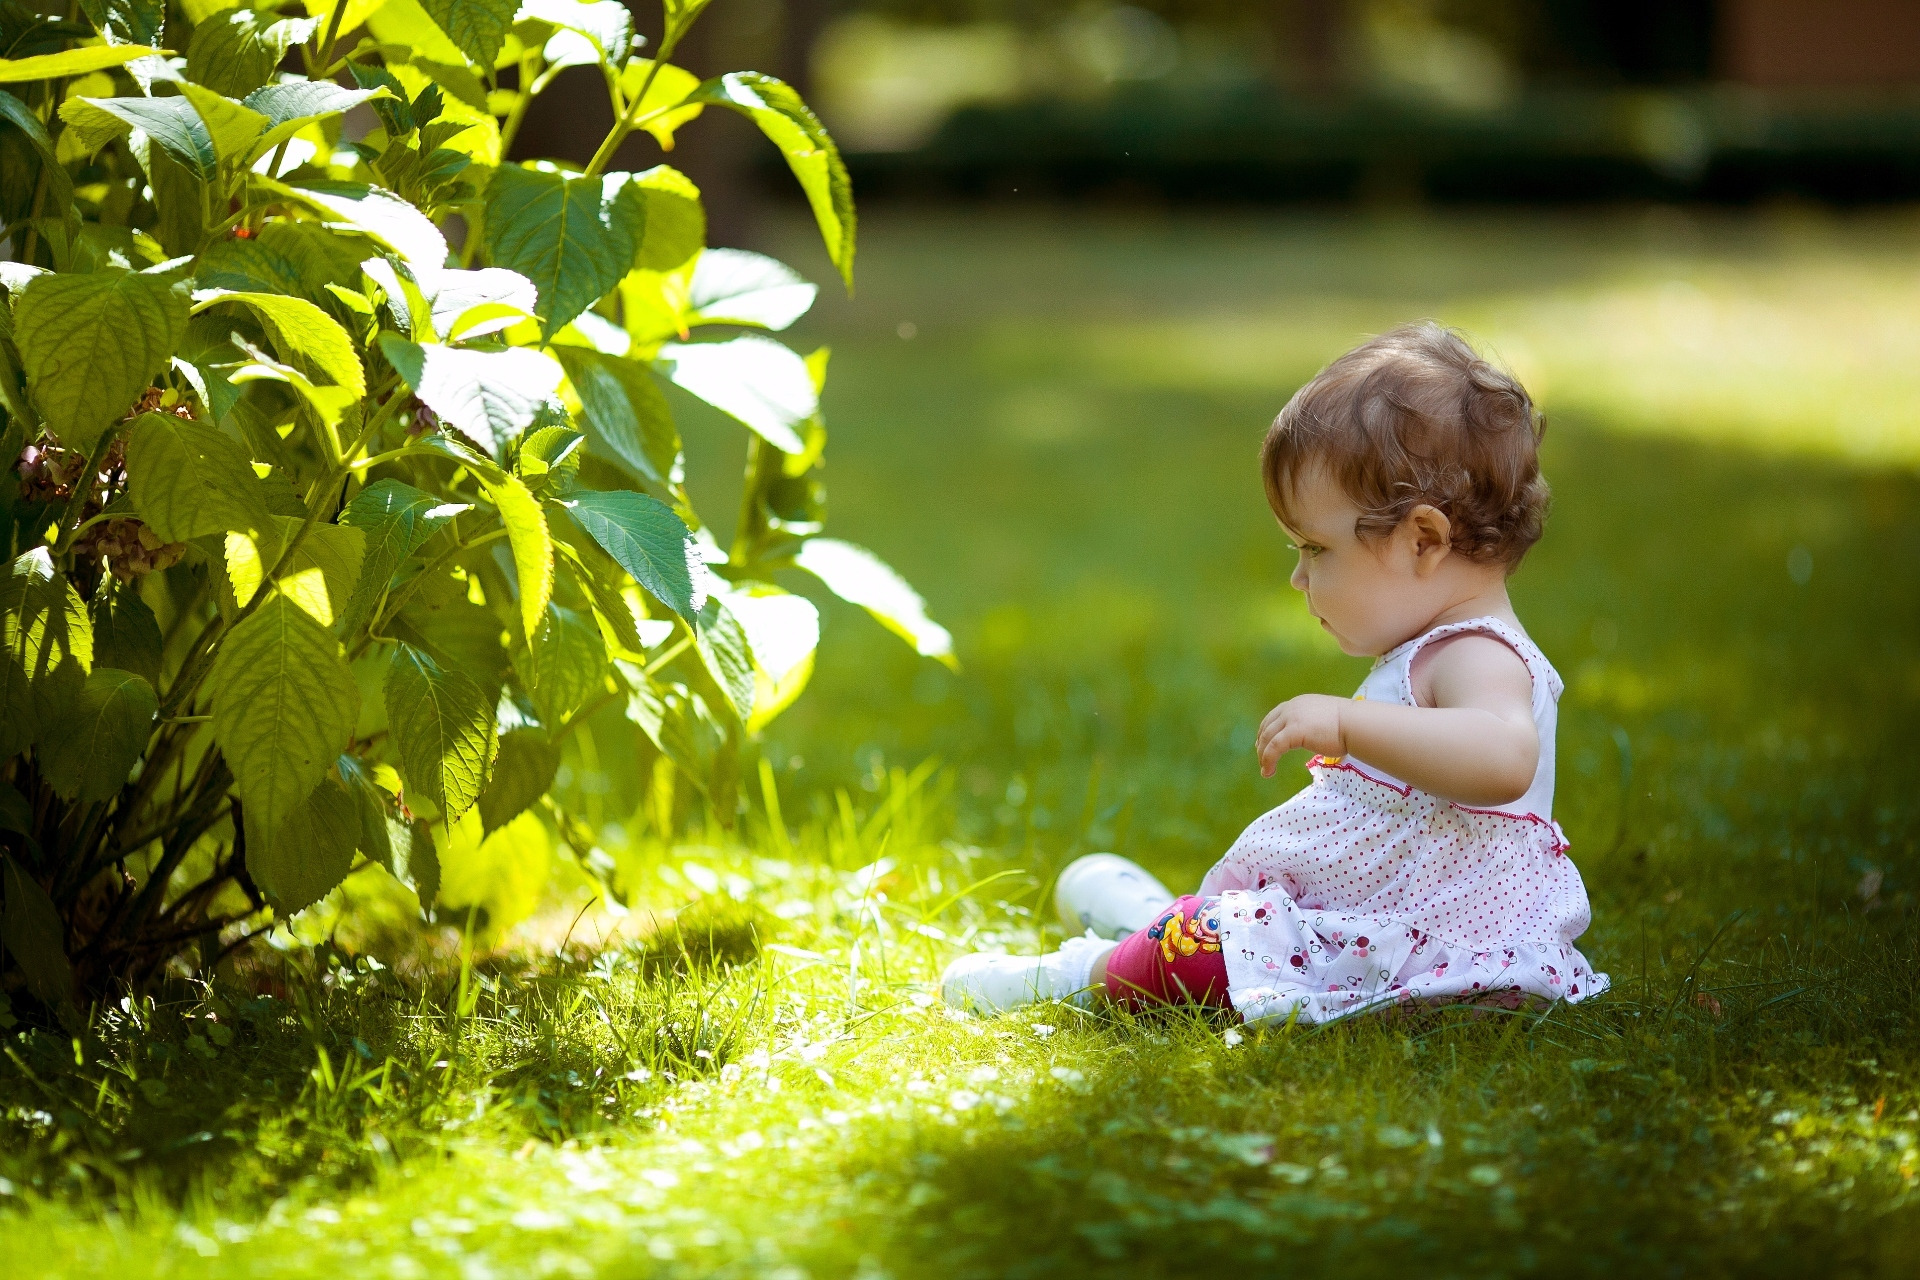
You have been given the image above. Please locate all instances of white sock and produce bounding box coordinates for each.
[1052,933,1118,1006]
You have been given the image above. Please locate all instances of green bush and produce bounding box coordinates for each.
[0,0,951,1010]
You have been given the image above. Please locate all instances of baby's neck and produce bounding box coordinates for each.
[1416,571,1521,637]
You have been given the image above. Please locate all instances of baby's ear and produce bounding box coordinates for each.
[1406,504,1454,567]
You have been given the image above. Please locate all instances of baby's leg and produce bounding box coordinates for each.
[1096,896,1235,1011]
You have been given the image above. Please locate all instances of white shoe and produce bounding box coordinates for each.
[940,935,1115,1014]
[1054,853,1176,940]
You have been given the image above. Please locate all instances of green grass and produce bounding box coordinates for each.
[8,206,1920,1277]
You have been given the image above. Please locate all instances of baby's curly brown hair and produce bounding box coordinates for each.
[1261,322,1550,570]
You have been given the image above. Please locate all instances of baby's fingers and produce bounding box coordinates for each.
[1257,719,1297,777]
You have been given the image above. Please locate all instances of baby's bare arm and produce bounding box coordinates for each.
[1255,635,1537,806]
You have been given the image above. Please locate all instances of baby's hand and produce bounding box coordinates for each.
[1256,695,1348,777]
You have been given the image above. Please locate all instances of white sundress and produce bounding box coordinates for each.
[1199,616,1608,1025]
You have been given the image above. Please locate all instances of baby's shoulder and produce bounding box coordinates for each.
[1408,631,1533,711]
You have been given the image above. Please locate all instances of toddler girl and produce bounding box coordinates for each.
[943,323,1607,1023]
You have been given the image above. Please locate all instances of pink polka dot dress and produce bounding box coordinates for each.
[1200,617,1608,1025]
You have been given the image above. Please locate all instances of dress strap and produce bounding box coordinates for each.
[1395,616,1563,707]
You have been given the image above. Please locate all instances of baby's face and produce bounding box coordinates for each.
[1279,471,1453,657]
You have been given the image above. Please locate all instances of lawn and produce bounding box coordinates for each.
[7,205,1920,1277]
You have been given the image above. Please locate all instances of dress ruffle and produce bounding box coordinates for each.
[1201,763,1607,1026]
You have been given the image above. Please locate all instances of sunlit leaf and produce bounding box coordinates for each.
[191,290,366,398]
[693,594,753,722]
[630,164,703,271]
[616,59,702,148]
[268,178,450,267]
[176,81,268,166]
[481,472,553,644]
[210,594,360,869]
[379,335,563,451]
[689,72,854,289]
[655,335,814,453]
[0,549,93,761]
[0,46,164,83]
[416,265,538,340]
[687,248,815,331]
[794,538,955,669]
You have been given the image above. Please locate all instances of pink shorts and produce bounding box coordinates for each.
[1102,895,1236,1012]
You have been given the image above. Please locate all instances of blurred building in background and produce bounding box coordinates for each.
[518,1,1920,224]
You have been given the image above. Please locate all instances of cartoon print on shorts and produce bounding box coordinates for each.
[1146,898,1225,964]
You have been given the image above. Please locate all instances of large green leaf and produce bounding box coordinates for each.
[0,856,71,1009]
[191,290,366,398]
[483,165,637,338]
[481,473,552,644]
[252,768,357,916]
[552,346,680,486]
[693,595,754,722]
[385,642,497,822]
[516,602,605,725]
[14,271,189,451]
[39,668,156,803]
[418,0,519,67]
[0,549,93,761]
[185,8,309,97]
[687,249,815,331]
[689,73,854,290]
[0,46,163,83]
[210,594,360,865]
[794,537,956,669]
[243,81,387,160]
[125,412,273,542]
[89,582,162,687]
[177,82,269,168]
[475,727,558,838]
[562,490,699,623]
[60,95,217,181]
[338,479,468,637]
[378,336,563,452]
[654,335,814,454]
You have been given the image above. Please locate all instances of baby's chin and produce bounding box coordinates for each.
[1319,616,1393,658]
